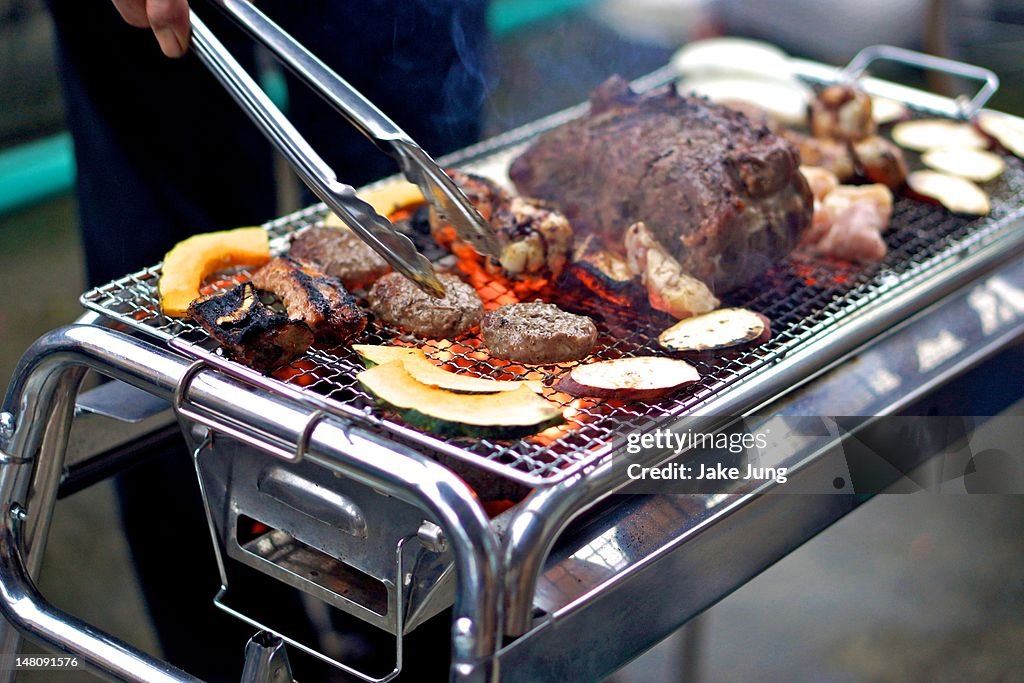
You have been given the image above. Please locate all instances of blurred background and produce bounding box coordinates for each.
[1,0,1022,680]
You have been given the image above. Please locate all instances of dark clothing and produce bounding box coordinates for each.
[47,1,488,680]
[49,0,489,287]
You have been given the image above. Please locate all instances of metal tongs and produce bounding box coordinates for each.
[189,0,500,297]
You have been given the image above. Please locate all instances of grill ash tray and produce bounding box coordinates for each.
[81,70,1024,490]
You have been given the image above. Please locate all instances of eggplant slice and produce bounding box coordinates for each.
[558,356,700,400]
[658,308,771,353]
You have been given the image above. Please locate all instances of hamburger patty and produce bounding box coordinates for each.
[368,272,483,339]
[482,302,597,364]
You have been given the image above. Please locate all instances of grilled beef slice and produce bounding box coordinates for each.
[187,282,314,372]
[288,226,391,290]
[251,257,367,347]
[509,76,813,293]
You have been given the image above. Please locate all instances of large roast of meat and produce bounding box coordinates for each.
[509,76,813,293]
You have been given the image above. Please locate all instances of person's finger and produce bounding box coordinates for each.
[110,0,150,29]
[147,0,191,58]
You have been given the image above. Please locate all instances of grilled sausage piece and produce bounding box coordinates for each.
[368,272,483,339]
[251,257,367,347]
[482,302,597,364]
[288,226,391,290]
[187,282,314,372]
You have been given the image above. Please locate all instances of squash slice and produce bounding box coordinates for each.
[159,226,270,317]
[322,180,424,225]
[354,345,541,394]
[359,360,563,438]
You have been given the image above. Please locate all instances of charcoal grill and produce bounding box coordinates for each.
[1,48,1024,683]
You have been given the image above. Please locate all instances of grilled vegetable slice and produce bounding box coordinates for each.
[353,344,420,366]
[159,226,270,317]
[353,344,539,393]
[350,180,425,219]
[906,171,991,215]
[871,96,908,125]
[976,112,1024,159]
[921,147,1005,182]
[557,357,699,400]
[358,360,563,438]
[658,308,771,353]
[891,119,988,152]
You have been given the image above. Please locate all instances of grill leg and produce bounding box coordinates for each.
[0,324,504,683]
[0,361,86,675]
[240,631,293,683]
[0,325,199,682]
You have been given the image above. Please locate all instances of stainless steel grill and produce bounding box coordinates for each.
[5,49,1024,683]
[80,71,1024,488]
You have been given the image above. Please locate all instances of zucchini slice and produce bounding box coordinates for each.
[557,356,700,400]
[658,308,771,353]
[358,361,563,438]
[353,344,539,393]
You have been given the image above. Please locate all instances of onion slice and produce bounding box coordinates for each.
[906,171,991,215]
[557,356,699,400]
[658,308,771,354]
[977,111,1024,159]
[891,119,988,152]
[921,147,1005,183]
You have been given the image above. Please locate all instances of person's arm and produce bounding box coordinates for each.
[110,0,191,57]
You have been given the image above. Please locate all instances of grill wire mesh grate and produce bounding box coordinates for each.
[81,85,1024,487]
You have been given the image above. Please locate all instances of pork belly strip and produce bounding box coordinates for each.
[187,282,314,372]
[509,76,813,293]
[251,257,367,347]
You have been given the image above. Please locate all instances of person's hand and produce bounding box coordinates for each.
[111,0,191,57]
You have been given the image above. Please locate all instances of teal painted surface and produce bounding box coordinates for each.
[0,0,593,216]
[0,134,76,216]
[489,0,595,35]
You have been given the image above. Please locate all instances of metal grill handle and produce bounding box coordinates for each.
[842,44,999,119]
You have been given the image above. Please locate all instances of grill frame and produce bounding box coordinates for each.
[80,66,1024,488]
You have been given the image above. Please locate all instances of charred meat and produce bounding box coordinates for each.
[509,76,813,293]
[809,84,876,141]
[851,135,908,189]
[368,272,483,339]
[432,170,574,281]
[491,196,573,279]
[482,302,597,364]
[788,133,858,182]
[560,233,646,309]
[288,226,391,290]
[187,282,314,372]
[251,257,367,347]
